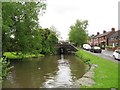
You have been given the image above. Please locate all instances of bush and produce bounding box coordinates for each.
[0,57,13,80]
[105,45,113,48]
[105,46,117,51]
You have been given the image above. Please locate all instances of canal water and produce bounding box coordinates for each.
[2,54,86,88]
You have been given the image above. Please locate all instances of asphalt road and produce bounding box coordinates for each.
[83,49,119,63]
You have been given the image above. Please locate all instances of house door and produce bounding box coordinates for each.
[100,42,106,49]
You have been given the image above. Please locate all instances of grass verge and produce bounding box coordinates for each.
[3,52,44,59]
[76,49,118,88]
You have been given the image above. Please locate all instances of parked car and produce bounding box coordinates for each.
[90,46,102,53]
[113,49,120,60]
[83,44,91,51]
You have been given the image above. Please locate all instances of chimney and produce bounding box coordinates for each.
[91,34,94,37]
[111,28,115,32]
[97,32,99,35]
[103,30,106,33]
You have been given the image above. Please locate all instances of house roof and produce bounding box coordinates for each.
[91,29,118,39]
[96,31,111,38]
[108,30,120,37]
[90,35,95,39]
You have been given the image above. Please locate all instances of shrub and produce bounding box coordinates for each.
[0,57,13,80]
[105,46,117,51]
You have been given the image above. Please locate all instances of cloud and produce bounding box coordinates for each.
[39,0,119,40]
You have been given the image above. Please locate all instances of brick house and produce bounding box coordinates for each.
[90,28,116,49]
[94,32,100,46]
[108,30,120,47]
[89,35,95,46]
[89,32,99,46]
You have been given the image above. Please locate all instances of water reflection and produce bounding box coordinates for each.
[43,54,73,88]
[3,54,86,88]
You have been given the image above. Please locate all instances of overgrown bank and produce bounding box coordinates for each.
[76,49,118,88]
[0,57,13,83]
[3,52,44,60]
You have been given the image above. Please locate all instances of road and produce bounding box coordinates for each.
[83,49,119,63]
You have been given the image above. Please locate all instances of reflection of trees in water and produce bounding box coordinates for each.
[3,56,59,88]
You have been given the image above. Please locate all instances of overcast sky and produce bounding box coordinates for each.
[39,0,119,40]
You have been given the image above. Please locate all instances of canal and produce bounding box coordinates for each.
[3,54,86,88]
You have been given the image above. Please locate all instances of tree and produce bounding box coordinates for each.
[39,28,58,55]
[68,19,88,47]
[50,26,60,38]
[2,1,46,55]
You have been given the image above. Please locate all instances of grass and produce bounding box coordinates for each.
[3,52,44,59]
[76,49,118,88]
